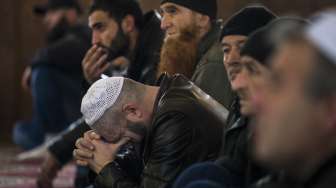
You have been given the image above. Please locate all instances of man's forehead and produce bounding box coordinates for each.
[221,35,248,46]
[89,10,110,24]
[160,2,189,12]
[273,42,313,78]
[160,2,179,9]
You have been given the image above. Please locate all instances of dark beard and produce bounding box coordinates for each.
[98,25,130,62]
[126,121,147,140]
[158,24,199,79]
[47,17,69,44]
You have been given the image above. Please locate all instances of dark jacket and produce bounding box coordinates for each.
[31,23,91,75]
[191,21,234,109]
[254,156,336,188]
[94,74,228,188]
[216,99,267,187]
[127,11,164,85]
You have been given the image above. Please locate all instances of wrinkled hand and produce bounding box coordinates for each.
[73,130,101,166]
[36,152,61,188]
[89,137,130,173]
[21,66,32,92]
[82,45,110,84]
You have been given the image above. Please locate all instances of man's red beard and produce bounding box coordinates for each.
[157,25,200,79]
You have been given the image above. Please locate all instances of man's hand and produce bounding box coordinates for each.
[73,130,100,166]
[21,66,32,92]
[82,45,110,84]
[89,137,130,173]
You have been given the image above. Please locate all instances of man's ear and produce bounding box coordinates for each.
[122,103,142,122]
[195,13,210,28]
[121,15,135,33]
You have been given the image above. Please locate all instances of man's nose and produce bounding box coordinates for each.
[91,31,101,45]
[227,49,241,65]
[232,71,247,92]
[160,15,171,31]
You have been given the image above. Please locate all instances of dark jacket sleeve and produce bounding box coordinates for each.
[31,34,89,73]
[142,112,194,188]
[94,112,193,188]
[48,120,91,165]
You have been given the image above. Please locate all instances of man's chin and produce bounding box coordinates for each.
[240,103,254,116]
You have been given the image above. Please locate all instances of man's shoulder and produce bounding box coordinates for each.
[199,41,224,66]
[153,75,201,119]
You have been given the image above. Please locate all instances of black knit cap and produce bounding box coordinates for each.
[33,0,82,15]
[240,27,273,67]
[240,17,309,67]
[160,0,217,20]
[221,5,276,39]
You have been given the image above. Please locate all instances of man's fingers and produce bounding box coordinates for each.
[87,47,105,66]
[76,159,89,166]
[75,138,95,151]
[89,131,101,140]
[83,45,98,65]
[88,54,108,75]
[74,149,93,159]
[83,130,95,139]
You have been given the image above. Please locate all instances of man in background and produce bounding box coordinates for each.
[158,0,234,109]
[13,0,91,150]
[253,12,336,187]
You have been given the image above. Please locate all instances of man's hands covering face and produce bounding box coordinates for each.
[73,130,130,173]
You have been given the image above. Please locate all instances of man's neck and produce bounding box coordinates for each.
[285,141,336,182]
[142,86,160,125]
[197,22,212,43]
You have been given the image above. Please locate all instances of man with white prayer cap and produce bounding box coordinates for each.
[73,74,228,188]
[251,11,336,188]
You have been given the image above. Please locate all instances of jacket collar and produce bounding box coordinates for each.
[196,20,223,62]
[142,73,171,162]
[303,154,336,187]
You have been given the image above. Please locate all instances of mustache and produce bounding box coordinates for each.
[96,28,129,62]
[236,88,249,101]
[96,43,119,62]
[227,62,242,81]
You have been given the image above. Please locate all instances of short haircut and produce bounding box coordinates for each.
[89,0,144,29]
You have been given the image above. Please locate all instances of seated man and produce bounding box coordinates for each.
[13,0,91,150]
[252,11,336,188]
[74,74,228,188]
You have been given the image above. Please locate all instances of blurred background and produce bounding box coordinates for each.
[0,0,335,145]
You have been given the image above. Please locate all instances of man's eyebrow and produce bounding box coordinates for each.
[162,5,178,11]
[221,39,246,47]
[221,42,230,47]
[237,39,247,45]
[90,21,103,28]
